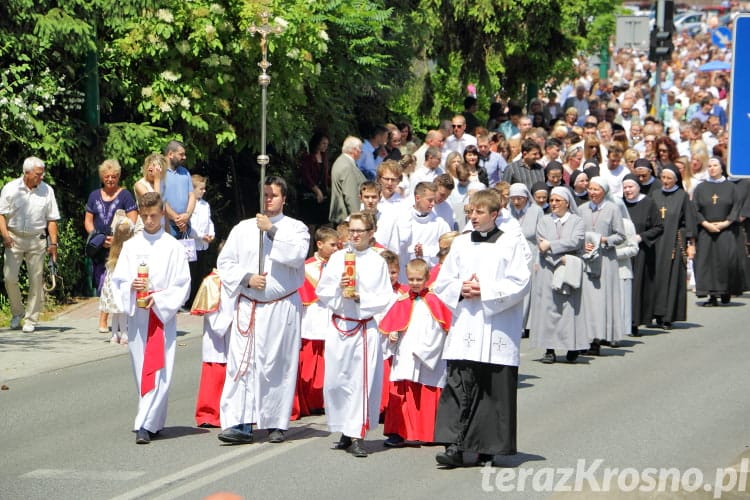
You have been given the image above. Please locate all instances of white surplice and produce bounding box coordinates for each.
[316,247,392,438]
[217,214,309,431]
[385,297,448,388]
[433,229,531,367]
[111,229,190,433]
[202,284,232,363]
[407,209,451,268]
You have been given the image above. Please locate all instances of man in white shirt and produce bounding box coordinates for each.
[0,156,60,332]
[444,115,477,155]
[411,147,444,186]
[414,130,445,170]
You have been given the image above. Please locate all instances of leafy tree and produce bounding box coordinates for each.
[0,0,618,300]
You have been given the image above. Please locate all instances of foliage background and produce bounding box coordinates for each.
[0,0,617,301]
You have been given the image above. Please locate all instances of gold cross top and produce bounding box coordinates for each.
[248,11,285,75]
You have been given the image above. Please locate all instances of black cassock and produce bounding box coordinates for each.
[692,180,745,297]
[730,178,750,288]
[625,196,664,327]
[650,188,696,323]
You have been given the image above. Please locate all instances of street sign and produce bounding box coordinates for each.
[711,26,732,48]
[616,16,651,51]
[727,16,750,177]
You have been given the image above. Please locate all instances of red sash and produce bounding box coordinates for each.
[298,255,325,305]
[378,289,452,335]
[141,307,165,396]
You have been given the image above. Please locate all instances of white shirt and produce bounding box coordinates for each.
[0,178,60,233]
[443,133,477,155]
[189,199,215,251]
[411,165,445,186]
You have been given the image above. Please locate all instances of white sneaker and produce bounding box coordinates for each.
[119,335,129,345]
[110,334,119,344]
[10,315,22,330]
[22,322,35,333]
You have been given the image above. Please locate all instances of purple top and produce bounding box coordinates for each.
[86,188,137,234]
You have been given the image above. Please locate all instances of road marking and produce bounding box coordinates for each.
[22,469,144,481]
[109,417,326,500]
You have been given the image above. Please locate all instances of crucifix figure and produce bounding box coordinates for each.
[660,206,667,219]
[712,193,719,205]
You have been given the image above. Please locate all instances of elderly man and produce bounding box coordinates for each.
[0,156,60,333]
[329,136,366,225]
[414,130,445,170]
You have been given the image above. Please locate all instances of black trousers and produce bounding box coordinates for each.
[434,360,518,455]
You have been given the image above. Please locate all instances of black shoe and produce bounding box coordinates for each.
[349,438,368,457]
[478,453,495,466]
[436,444,465,467]
[268,428,286,443]
[701,297,718,307]
[331,434,352,450]
[599,339,610,346]
[565,350,579,363]
[384,434,405,448]
[542,351,555,364]
[521,329,530,339]
[720,294,731,304]
[586,341,601,356]
[630,326,640,337]
[662,322,672,330]
[218,427,253,444]
[198,422,219,428]
[136,428,150,444]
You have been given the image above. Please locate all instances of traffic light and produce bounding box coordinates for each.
[649,29,674,61]
[649,0,674,61]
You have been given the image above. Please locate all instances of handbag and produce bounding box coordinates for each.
[180,235,198,262]
[85,231,108,261]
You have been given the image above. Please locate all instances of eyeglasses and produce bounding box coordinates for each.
[379,176,400,183]
[349,228,371,234]
[452,124,463,129]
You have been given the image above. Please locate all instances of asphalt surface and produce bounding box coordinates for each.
[1,295,750,499]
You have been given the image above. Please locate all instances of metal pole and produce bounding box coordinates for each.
[249,12,284,273]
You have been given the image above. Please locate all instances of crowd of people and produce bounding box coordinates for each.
[3,23,748,469]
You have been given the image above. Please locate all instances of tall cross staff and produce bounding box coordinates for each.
[249,11,285,273]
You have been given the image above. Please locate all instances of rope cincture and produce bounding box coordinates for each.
[234,291,296,381]
[331,314,374,438]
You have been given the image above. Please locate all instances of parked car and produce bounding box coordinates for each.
[673,11,706,35]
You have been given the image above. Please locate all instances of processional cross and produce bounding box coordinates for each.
[249,12,285,273]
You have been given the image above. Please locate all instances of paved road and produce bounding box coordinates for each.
[1,295,749,499]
